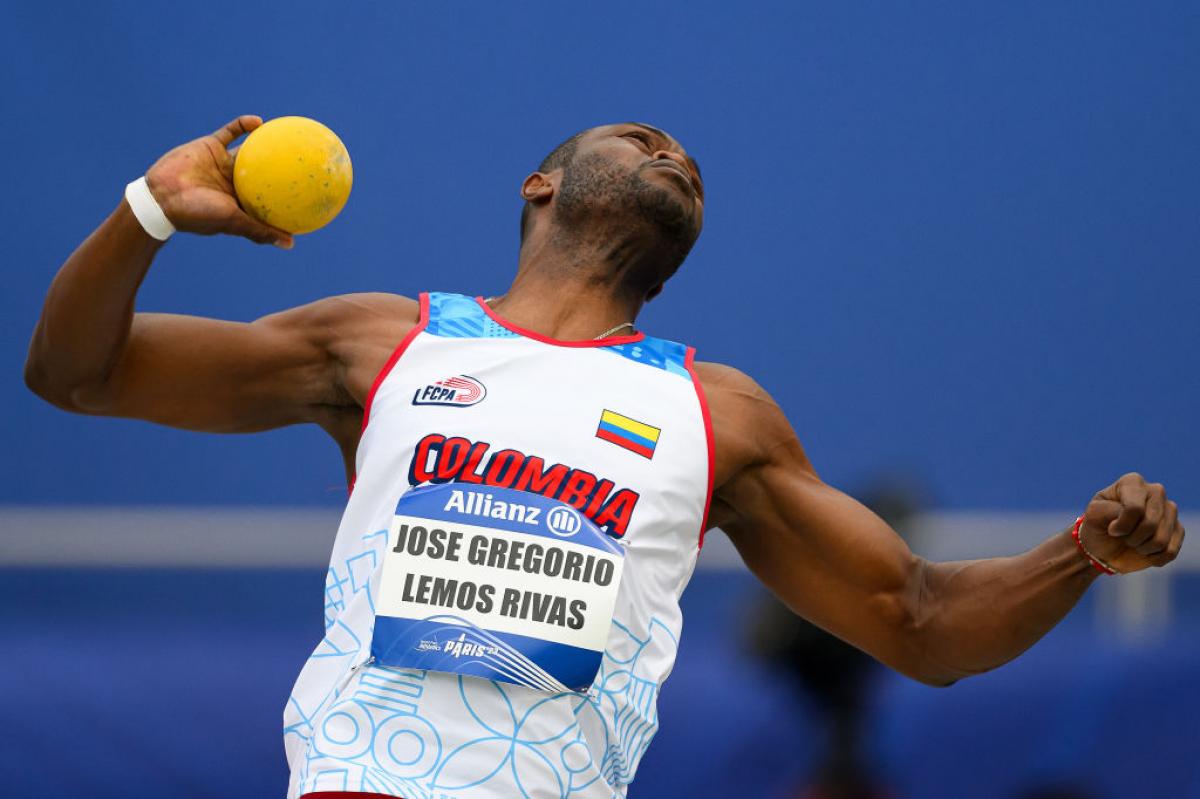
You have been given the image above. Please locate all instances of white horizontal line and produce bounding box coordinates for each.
[0,506,343,568]
[0,507,1195,570]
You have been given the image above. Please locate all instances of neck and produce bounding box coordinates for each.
[494,230,656,340]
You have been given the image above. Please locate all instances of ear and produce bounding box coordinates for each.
[521,172,555,206]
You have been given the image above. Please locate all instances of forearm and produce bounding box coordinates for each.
[25,199,163,405]
[914,527,1100,684]
[708,370,1184,690]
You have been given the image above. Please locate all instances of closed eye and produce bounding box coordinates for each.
[624,131,653,151]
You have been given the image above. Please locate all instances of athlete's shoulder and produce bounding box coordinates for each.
[692,360,772,404]
[311,292,420,327]
[258,292,420,342]
[692,361,782,431]
[693,360,798,487]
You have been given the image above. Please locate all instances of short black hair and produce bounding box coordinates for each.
[519,129,589,244]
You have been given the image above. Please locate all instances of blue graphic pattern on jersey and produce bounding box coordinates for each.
[425,292,692,379]
[600,339,690,379]
[285,529,389,767]
[292,528,672,798]
[426,293,519,339]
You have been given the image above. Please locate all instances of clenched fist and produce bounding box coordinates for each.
[1078,473,1185,574]
[144,116,293,248]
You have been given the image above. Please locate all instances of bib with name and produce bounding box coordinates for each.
[370,484,626,693]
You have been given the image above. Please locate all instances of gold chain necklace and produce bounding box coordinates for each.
[591,321,635,339]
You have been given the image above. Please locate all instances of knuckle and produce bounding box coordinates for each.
[1122,471,1144,483]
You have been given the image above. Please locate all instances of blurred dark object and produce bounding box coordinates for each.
[750,475,926,799]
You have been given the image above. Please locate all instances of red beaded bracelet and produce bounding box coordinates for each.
[1072,515,1118,575]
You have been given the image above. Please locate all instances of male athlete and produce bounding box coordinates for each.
[26,116,1185,798]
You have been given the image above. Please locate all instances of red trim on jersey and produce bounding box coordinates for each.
[685,346,715,549]
[474,296,646,347]
[596,427,656,459]
[350,292,430,493]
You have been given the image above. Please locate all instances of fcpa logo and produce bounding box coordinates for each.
[546,505,582,537]
[412,375,487,407]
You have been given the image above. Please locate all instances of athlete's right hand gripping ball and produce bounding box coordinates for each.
[144,116,294,248]
[233,116,353,235]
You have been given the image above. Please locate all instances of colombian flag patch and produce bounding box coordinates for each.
[596,409,660,459]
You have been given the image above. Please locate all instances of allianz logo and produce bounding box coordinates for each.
[442,489,584,538]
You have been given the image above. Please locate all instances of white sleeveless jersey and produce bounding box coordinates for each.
[284,292,713,799]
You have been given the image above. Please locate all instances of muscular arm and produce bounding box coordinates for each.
[25,116,416,448]
[699,362,1185,687]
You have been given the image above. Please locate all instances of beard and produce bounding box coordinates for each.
[553,152,697,265]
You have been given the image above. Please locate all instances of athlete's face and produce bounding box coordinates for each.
[554,124,705,254]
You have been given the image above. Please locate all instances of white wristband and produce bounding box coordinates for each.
[124,176,176,241]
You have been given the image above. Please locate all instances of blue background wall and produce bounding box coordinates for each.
[3,3,1199,798]
[3,1,1197,509]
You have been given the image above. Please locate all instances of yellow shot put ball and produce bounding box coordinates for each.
[233,116,353,234]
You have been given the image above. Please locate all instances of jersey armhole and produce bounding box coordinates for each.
[351,292,430,493]
[685,346,715,549]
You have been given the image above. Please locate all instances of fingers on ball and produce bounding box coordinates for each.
[229,212,288,246]
[212,116,262,147]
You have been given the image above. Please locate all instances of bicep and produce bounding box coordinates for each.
[723,464,922,654]
[710,371,926,674]
[77,307,342,433]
